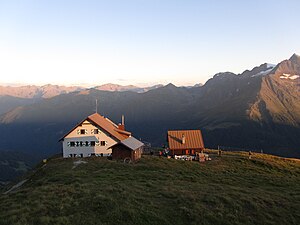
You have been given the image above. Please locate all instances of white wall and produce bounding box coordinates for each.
[62,120,117,158]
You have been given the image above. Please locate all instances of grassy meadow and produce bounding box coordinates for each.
[0,151,299,225]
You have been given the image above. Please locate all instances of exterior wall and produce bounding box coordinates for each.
[169,148,203,156]
[112,145,131,160]
[62,120,117,158]
[112,146,142,161]
[132,147,142,161]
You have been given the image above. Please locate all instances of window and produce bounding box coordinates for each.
[100,141,106,146]
[68,142,76,147]
[91,129,100,134]
[91,129,99,134]
[77,129,87,134]
[91,141,96,146]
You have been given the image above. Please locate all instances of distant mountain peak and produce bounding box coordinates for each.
[289,53,300,62]
[166,83,176,86]
[164,83,177,89]
[213,72,236,79]
[270,53,300,79]
[241,63,275,78]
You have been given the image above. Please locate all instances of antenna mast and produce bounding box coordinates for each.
[95,99,98,114]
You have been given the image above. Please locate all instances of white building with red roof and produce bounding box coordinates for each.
[60,113,131,158]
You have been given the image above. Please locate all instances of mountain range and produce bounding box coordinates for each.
[0,83,165,115]
[0,83,165,99]
[0,54,299,172]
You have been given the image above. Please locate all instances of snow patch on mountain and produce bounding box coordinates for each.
[251,67,273,77]
[267,63,276,68]
[280,74,300,80]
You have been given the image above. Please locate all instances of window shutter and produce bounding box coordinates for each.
[77,130,80,134]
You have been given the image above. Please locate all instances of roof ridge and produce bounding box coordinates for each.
[115,128,131,135]
[104,117,118,127]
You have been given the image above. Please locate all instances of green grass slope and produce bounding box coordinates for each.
[0,152,300,225]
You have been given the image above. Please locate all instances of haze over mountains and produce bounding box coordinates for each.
[0,83,165,115]
[0,83,165,98]
[0,54,300,180]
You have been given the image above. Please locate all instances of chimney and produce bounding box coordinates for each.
[118,115,125,131]
[182,134,186,144]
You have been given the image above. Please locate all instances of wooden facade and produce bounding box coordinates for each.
[112,145,142,161]
[169,149,200,156]
[110,136,144,162]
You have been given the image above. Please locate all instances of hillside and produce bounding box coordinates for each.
[0,96,37,115]
[1,152,299,225]
[0,151,38,187]
[249,54,300,125]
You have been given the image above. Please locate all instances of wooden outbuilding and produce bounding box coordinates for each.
[167,130,204,156]
[111,137,144,162]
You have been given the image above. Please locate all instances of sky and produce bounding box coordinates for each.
[0,0,300,87]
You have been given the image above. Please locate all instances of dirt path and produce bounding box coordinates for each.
[3,179,28,194]
[72,160,87,169]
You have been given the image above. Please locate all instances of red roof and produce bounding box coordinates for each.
[88,113,131,140]
[167,130,204,150]
[60,113,131,141]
